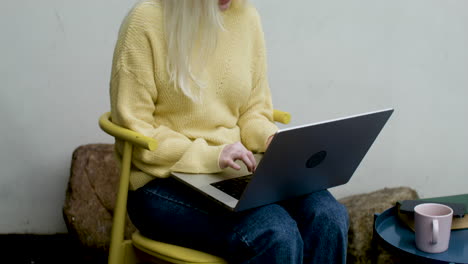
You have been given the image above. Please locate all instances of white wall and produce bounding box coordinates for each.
[0,0,467,233]
[255,0,468,200]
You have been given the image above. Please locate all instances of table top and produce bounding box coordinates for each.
[374,206,468,264]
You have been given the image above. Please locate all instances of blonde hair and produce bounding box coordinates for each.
[163,0,224,101]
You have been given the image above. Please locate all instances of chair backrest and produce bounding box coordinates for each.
[99,110,290,263]
[100,112,151,263]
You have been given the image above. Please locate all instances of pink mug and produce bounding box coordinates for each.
[414,203,453,253]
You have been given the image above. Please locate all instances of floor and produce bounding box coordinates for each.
[1,234,106,264]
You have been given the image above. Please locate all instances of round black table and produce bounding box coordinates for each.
[374,206,468,263]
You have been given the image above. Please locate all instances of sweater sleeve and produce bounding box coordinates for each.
[109,4,224,176]
[111,68,225,175]
[238,9,278,153]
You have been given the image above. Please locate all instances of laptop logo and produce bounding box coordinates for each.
[306,150,327,168]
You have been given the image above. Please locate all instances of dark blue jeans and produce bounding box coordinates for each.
[127,177,349,264]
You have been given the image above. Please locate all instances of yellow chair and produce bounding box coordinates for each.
[99,110,291,264]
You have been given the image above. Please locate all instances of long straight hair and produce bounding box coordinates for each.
[163,0,224,101]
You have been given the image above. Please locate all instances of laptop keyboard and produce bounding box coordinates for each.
[210,174,253,200]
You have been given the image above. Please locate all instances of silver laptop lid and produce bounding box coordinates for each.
[234,108,394,211]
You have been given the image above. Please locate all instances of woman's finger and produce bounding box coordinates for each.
[239,153,254,172]
[226,159,241,170]
[246,151,257,172]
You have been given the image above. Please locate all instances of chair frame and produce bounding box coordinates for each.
[99,110,291,264]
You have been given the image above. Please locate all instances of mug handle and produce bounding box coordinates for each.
[432,219,439,244]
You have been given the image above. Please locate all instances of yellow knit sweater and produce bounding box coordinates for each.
[110,0,278,190]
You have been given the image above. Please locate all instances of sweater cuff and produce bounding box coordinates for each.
[205,144,226,172]
[170,142,226,174]
[257,123,279,152]
[242,121,278,153]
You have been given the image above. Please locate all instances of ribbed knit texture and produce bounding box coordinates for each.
[110,0,278,190]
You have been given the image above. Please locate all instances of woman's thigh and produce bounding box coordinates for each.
[127,177,234,254]
[127,177,303,263]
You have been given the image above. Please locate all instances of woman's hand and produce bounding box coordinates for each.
[219,142,256,172]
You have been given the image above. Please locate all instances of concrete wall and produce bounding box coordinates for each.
[1,0,467,233]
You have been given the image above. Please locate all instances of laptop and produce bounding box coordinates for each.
[172,108,394,211]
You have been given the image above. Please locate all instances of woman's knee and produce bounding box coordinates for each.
[241,204,303,243]
[267,221,303,248]
[314,200,349,236]
[302,191,349,229]
[292,191,349,237]
[229,204,304,262]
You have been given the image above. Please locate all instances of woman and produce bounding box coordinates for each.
[110,0,349,263]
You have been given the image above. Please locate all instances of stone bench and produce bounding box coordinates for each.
[63,144,419,263]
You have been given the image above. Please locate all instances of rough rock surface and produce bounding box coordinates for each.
[63,144,136,251]
[339,187,419,264]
